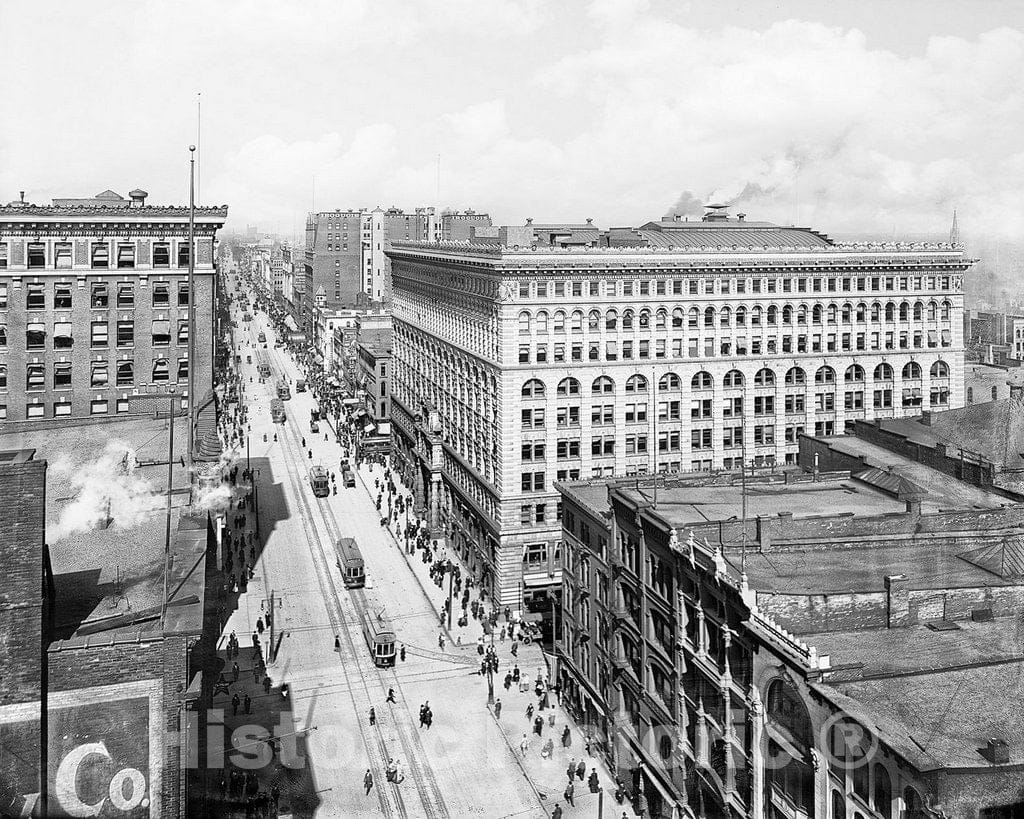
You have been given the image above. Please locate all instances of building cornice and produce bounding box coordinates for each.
[0,204,228,219]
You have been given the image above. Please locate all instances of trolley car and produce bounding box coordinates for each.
[335,537,365,588]
[256,350,272,379]
[309,465,330,497]
[360,597,396,668]
[276,380,291,401]
[270,398,286,424]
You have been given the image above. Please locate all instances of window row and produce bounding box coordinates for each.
[8,319,190,349]
[11,281,191,310]
[516,330,953,362]
[521,362,950,399]
[515,275,957,301]
[517,300,955,334]
[2,241,193,270]
[5,358,188,390]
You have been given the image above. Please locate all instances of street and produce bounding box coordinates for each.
[214,294,633,818]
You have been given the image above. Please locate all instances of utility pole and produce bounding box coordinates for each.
[446,566,454,630]
[162,394,175,625]
[186,145,197,477]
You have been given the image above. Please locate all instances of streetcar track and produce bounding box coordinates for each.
[265,337,450,819]
[244,322,405,818]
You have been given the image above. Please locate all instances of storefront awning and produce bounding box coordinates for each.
[363,422,375,434]
[285,315,298,331]
[343,397,358,406]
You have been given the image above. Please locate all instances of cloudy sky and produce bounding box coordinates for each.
[1,0,1021,244]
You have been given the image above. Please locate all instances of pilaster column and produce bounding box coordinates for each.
[748,686,765,819]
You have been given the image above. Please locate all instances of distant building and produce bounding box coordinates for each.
[523,217,601,247]
[558,425,1024,818]
[388,207,971,607]
[0,189,227,439]
[964,361,1024,404]
[355,324,392,455]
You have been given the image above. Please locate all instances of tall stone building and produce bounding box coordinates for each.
[388,207,971,608]
[0,189,227,431]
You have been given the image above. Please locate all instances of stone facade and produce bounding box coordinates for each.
[388,234,973,609]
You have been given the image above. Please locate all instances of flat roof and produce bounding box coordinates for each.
[816,435,1010,511]
[0,417,191,636]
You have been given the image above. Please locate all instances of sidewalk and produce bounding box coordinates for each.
[356,459,641,819]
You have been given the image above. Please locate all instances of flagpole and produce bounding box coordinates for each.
[187,145,196,477]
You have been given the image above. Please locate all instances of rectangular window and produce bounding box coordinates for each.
[117,285,135,308]
[0,244,6,269]
[116,361,134,386]
[91,321,109,348]
[177,320,188,345]
[27,283,45,310]
[53,362,72,388]
[91,243,110,269]
[26,364,45,391]
[26,322,46,349]
[27,242,45,269]
[572,282,582,297]
[91,361,108,387]
[53,284,73,309]
[26,403,45,418]
[177,242,191,267]
[91,284,109,308]
[520,505,532,525]
[153,243,170,268]
[117,320,135,347]
[53,321,73,349]
[54,401,72,417]
[153,282,170,306]
[177,359,189,381]
[152,320,170,346]
[519,345,530,364]
[815,392,836,412]
[90,400,109,415]
[177,281,190,306]
[754,395,774,415]
[116,244,135,269]
[54,243,73,269]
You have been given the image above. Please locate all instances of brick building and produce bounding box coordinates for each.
[387,208,972,608]
[0,189,227,431]
[0,418,219,818]
[557,426,1024,818]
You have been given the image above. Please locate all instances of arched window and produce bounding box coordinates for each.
[815,366,836,385]
[941,300,951,320]
[656,309,667,329]
[874,363,893,381]
[755,368,775,386]
[903,362,921,379]
[605,309,618,330]
[704,307,715,327]
[885,302,896,321]
[671,308,684,328]
[588,310,601,330]
[557,377,580,397]
[723,369,744,388]
[767,305,778,326]
[535,311,548,334]
[623,310,634,329]
[930,360,949,378]
[927,301,937,320]
[782,305,793,325]
[845,365,865,383]
[692,371,713,390]
[522,379,545,398]
[842,303,852,323]
[152,358,169,382]
[856,302,867,322]
[553,311,565,333]
[518,311,531,335]
[873,765,892,819]
[571,311,583,332]
[899,302,910,321]
[827,304,838,323]
[688,307,699,328]
[592,376,614,395]
[625,375,648,393]
[0,364,6,389]
[913,301,923,320]
[719,306,731,327]
[659,373,681,391]
[812,304,824,324]
[831,791,846,819]
[797,305,808,325]
[785,367,806,386]
[736,306,747,326]
[751,306,763,326]
[903,787,926,819]
[639,310,651,329]
[871,302,881,322]
[766,679,814,813]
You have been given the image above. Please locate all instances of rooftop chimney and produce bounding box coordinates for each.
[586,218,593,225]
[128,189,148,208]
[737,212,746,221]
[525,217,533,225]
[19,191,24,203]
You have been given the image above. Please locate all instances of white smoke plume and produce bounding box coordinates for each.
[47,440,163,543]
[194,483,233,514]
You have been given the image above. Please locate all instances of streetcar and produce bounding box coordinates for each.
[256,350,272,379]
[296,379,306,393]
[335,537,365,588]
[270,398,286,424]
[277,380,291,401]
[258,331,267,343]
[360,597,396,668]
[309,465,330,497]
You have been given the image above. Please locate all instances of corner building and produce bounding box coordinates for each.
[388,214,972,607]
[0,189,227,427]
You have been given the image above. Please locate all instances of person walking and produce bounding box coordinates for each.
[387,688,396,704]
[231,693,240,716]
[369,707,376,727]
[551,804,563,819]
[243,693,252,715]
[566,759,575,783]
[400,644,406,662]
[588,768,600,793]
[526,703,534,720]
[541,737,554,759]
[232,662,240,682]
[519,734,529,758]
[363,769,374,795]
[563,780,575,808]
[562,725,572,748]
[576,759,586,781]
[494,698,502,719]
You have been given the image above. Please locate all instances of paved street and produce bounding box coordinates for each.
[213,298,637,818]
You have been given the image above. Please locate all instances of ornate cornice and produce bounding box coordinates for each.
[0,204,228,218]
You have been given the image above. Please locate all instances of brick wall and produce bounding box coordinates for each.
[0,460,47,707]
